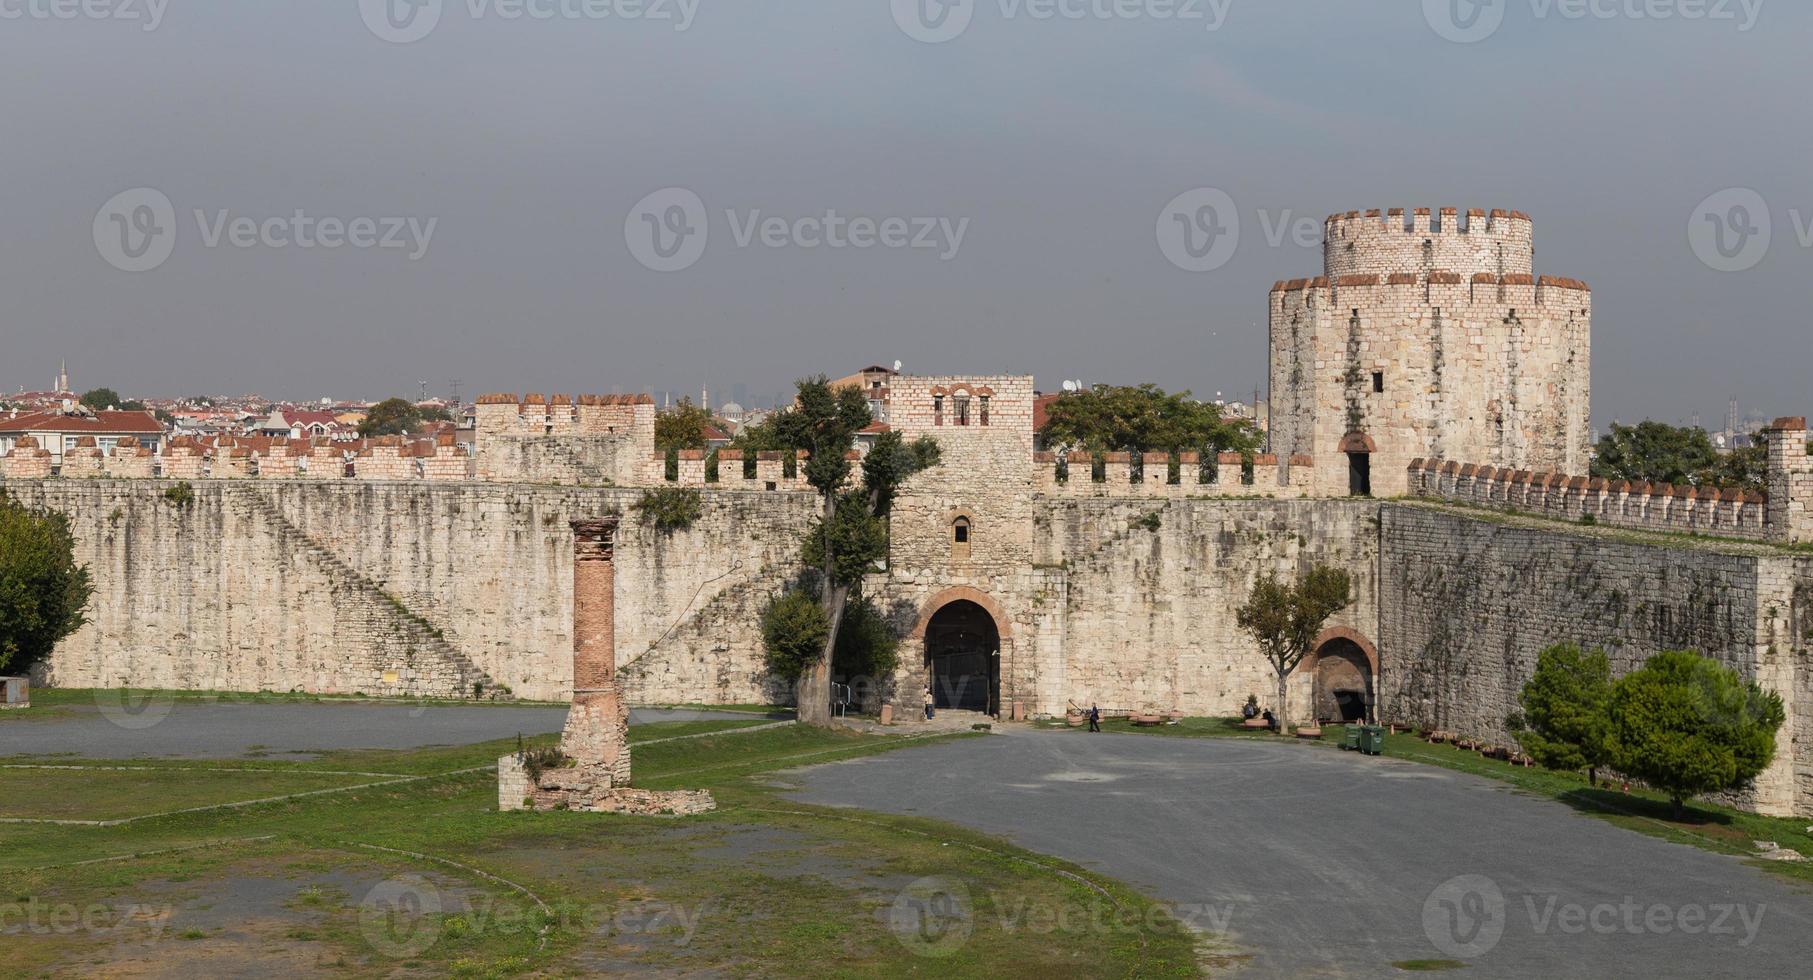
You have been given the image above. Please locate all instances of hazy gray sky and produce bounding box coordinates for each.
[2,0,1804,427]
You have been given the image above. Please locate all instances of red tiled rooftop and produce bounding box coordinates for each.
[0,410,163,435]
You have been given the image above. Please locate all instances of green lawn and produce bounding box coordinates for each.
[0,720,1208,977]
[0,767,388,822]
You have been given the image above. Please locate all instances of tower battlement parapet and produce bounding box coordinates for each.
[1323,207,1534,280]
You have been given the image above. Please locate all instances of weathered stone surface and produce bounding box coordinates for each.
[1,480,817,703]
[1270,210,1592,497]
[1379,503,1806,816]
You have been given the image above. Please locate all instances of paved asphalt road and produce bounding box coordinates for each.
[0,700,777,759]
[786,730,1813,979]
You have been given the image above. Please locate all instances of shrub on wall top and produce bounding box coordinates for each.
[633,487,702,532]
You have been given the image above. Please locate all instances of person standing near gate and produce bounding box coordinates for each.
[924,685,935,721]
[1088,703,1101,733]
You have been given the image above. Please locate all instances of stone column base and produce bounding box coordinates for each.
[497,754,715,816]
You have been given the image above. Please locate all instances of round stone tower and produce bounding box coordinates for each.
[1269,208,1591,498]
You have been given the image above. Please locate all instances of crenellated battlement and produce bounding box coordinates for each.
[1408,458,1769,541]
[1324,208,1534,280]
[1406,420,1812,545]
[1029,451,1314,498]
[2,433,472,482]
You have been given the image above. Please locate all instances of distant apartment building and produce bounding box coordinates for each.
[0,408,164,466]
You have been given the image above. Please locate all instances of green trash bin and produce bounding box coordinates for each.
[1360,725,1385,756]
[1343,725,1362,751]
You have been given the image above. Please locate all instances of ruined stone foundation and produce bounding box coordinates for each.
[499,517,714,816]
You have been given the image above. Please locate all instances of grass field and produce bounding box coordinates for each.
[0,767,390,822]
[0,716,1210,977]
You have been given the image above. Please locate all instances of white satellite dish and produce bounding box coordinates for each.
[892,360,903,372]
[1062,380,1077,393]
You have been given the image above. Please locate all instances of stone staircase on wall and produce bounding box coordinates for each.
[617,556,792,705]
[234,488,499,698]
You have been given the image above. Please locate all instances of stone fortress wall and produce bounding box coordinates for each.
[1269,208,1592,498]
[10,207,1813,815]
[1,479,819,705]
[1380,504,1810,816]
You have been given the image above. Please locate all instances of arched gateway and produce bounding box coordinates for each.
[911,588,1011,716]
[1306,627,1379,724]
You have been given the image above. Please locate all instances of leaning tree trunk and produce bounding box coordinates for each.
[797,490,843,728]
[797,583,850,728]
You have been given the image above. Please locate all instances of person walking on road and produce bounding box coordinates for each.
[1088,703,1101,733]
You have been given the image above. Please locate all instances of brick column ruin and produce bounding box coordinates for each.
[499,516,713,815]
[558,517,632,786]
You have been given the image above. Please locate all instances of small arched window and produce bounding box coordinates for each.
[951,515,972,560]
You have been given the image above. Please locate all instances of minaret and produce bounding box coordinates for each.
[701,385,709,412]
[57,360,69,394]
